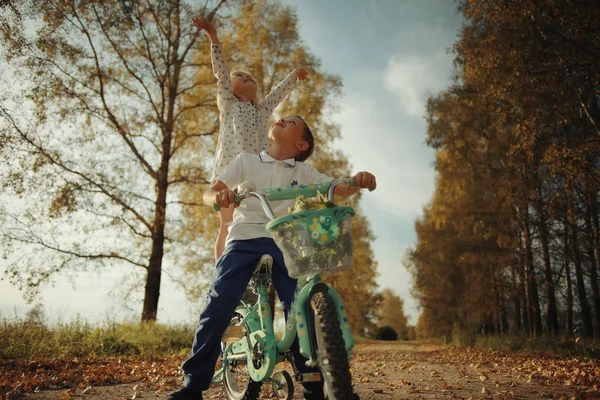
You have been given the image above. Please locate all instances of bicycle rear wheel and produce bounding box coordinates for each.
[310,292,354,399]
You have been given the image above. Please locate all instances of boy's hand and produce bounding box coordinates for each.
[192,16,218,41]
[215,188,239,209]
[353,171,376,189]
[294,67,309,81]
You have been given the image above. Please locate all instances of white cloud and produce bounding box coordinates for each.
[384,51,454,117]
[331,90,435,325]
[332,92,435,220]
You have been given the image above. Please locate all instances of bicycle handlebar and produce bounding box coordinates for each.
[212,179,376,217]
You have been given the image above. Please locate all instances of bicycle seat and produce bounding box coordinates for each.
[239,255,274,305]
[254,254,273,274]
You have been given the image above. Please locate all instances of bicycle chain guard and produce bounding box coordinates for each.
[247,330,277,382]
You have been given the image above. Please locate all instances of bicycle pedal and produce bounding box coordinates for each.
[221,325,245,343]
[298,372,322,382]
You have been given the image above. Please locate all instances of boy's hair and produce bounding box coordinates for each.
[294,116,315,162]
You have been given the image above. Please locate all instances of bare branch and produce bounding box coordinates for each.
[6,232,148,269]
[176,79,214,96]
[168,175,209,186]
[172,129,216,155]
[168,200,205,207]
[134,2,164,89]
[69,2,158,178]
[91,4,162,120]
[0,108,154,232]
[173,99,214,122]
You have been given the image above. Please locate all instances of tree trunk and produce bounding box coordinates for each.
[585,202,600,335]
[511,262,522,333]
[491,264,501,334]
[564,221,574,336]
[141,21,183,321]
[518,231,530,334]
[524,205,543,337]
[592,189,600,278]
[142,168,169,322]
[536,193,559,334]
[571,223,594,337]
[497,262,509,334]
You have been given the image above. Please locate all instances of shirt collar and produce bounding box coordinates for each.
[259,150,296,167]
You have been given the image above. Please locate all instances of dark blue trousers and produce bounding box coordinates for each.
[182,237,318,392]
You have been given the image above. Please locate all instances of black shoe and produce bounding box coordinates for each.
[166,387,203,400]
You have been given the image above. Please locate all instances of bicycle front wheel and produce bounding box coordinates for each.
[310,292,354,399]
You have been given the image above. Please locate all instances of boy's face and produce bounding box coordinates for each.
[230,71,257,99]
[269,116,308,154]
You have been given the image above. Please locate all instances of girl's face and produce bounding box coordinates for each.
[230,71,257,99]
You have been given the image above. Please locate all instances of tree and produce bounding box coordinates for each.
[0,0,232,321]
[0,0,381,327]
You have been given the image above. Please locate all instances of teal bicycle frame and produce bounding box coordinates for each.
[212,179,362,386]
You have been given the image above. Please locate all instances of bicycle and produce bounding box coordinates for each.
[211,179,375,399]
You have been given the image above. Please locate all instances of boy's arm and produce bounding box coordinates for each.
[205,154,246,207]
[193,17,234,102]
[334,171,377,197]
[304,165,376,198]
[203,180,239,209]
[260,67,308,114]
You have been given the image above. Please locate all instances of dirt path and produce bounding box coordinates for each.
[15,341,594,399]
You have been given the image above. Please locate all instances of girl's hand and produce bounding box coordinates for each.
[192,16,218,41]
[353,171,376,189]
[294,67,309,81]
[215,188,239,209]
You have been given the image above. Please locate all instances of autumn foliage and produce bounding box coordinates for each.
[408,0,600,339]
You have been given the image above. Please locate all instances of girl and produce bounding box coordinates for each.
[192,16,308,260]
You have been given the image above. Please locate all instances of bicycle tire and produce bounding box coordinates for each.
[310,292,354,399]
[223,313,263,400]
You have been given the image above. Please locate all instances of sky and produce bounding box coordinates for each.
[0,0,463,326]
[279,0,463,323]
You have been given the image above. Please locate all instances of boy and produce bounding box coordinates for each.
[168,116,375,399]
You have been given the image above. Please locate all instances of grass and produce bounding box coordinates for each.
[0,316,195,360]
[447,327,600,358]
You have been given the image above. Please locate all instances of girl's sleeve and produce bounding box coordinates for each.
[259,71,298,114]
[211,44,235,106]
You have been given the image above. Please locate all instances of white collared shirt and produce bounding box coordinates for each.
[215,151,333,244]
[210,44,298,181]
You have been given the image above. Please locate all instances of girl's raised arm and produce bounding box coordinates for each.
[193,17,234,104]
[260,67,308,114]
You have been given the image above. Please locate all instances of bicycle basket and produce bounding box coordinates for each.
[266,206,355,278]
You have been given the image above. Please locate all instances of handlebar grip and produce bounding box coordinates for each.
[213,194,241,212]
[350,179,377,192]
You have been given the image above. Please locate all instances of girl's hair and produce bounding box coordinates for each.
[294,116,315,162]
